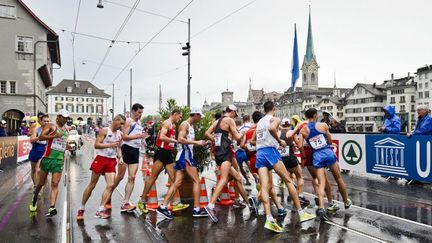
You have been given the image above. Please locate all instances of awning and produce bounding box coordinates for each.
[38,64,52,87]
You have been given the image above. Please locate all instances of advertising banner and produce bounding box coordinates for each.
[366,135,432,183]
[332,134,367,173]
[17,135,32,162]
[0,136,18,168]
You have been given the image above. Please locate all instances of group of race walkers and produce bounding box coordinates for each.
[27,101,352,233]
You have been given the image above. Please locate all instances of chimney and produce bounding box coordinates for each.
[391,73,394,81]
[408,72,410,78]
[373,82,376,88]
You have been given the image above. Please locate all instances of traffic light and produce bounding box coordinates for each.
[182,42,190,56]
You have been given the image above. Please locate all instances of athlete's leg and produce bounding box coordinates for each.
[229,166,249,202]
[324,172,334,203]
[140,160,164,201]
[31,161,40,186]
[209,161,231,204]
[291,165,304,194]
[113,162,127,189]
[329,162,348,203]
[101,172,116,206]
[315,168,327,209]
[257,167,271,216]
[185,165,201,208]
[268,171,283,209]
[162,170,184,206]
[33,170,49,199]
[307,166,320,196]
[80,172,101,206]
[272,161,301,209]
[50,172,62,207]
[123,163,139,203]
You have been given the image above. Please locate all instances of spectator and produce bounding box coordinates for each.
[407,104,432,137]
[18,122,29,136]
[379,105,401,134]
[329,119,346,133]
[0,120,7,137]
[320,112,331,126]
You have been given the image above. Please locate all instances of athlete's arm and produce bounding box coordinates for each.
[38,124,57,141]
[204,121,217,142]
[324,123,333,145]
[30,126,39,143]
[298,131,307,160]
[228,119,243,142]
[95,128,118,149]
[240,133,247,150]
[122,119,146,141]
[250,130,257,145]
[159,120,177,144]
[269,118,285,147]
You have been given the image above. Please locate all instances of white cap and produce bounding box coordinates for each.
[282,118,291,124]
[58,109,70,118]
[226,104,238,112]
[190,107,205,117]
[1,120,6,125]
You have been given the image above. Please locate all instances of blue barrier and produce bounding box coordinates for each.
[366,135,431,183]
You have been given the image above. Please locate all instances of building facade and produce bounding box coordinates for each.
[316,96,346,121]
[46,80,110,124]
[345,83,386,132]
[0,0,61,134]
[415,65,432,109]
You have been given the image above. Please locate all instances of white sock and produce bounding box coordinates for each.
[298,193,304,198]
[160,204,166,209]
[297,208,305,215]
[266,214,274,221]
[207,203,215,209]
[98,206,106,211]
[194,207,200,211]
[79,204,85,210]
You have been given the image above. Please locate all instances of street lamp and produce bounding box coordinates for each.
[97,0,104,8]
[181,19,191,107]
[33,40,59,116]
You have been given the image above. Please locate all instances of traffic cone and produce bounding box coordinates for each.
[146,183,159,211]
[217,184,234,206]
[199,177,209,208]
[141,156,148,172]
[228,180,236,199]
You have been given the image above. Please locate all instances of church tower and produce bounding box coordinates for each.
[301,6,319,91]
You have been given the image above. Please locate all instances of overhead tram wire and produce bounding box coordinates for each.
[105,0,188,24]
[108,0,195,86]
[91,0,141,82]
[189,0,259,41]
[71,0,82,80]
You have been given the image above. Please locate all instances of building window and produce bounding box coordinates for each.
[87,88,92,94]
[55,103,63,112]
[77,105,84,113]
[419,92,423,99]
[303,74,307,82]
[9,81,16,94]
[66,97,74,101]
[390,97,395,104]
[67,86,72,93]
[425,91,430,98]
[337,112,343,118]
[0,81,6,94]
[75,82,80,88]
[97,105,103,113]
[426,82,429,89]
[86,105,94,113]
[16,36,33,53]
[419,83,423,89]
[66,104,74,113]
[86,98,94,102]
[0,4,16,19]
[400,96,405,103]
[311,73,315,83]
[411,105,415,112]
[400,105,405,112]
[411,96,415,102]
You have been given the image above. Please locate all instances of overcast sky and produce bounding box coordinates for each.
[24,0,432,115]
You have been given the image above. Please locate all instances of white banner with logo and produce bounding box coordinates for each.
[332,134,367,173]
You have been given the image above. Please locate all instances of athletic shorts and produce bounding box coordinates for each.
[313,148,337,168]
[40,157,63,173]
[236,150,248,165]
[215,148,233,167]
[174,148,197,170]
[248,154,258,174]
[29,144,46,163]
[154,147,174,166]
[256,147,281,170]
[90,155,117,174]
[121,144,140,164]
[301,146,313,167]
[282,155,299,170]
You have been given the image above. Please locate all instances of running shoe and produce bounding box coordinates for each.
[95,209,110,219]
[120,202,136,213]
[277,208,288,217]
[248,196,259,216]
[172,203,190,212]
[193,208,209,218]
[205,205,218,223]
[105,198,112,210]
[299,196,310,208]
[344,199,352,209]
[264,220,284,233]
[76,209,85,221]
[326,203,340,213]
[46,207,57,217]
[29,202,37,212]
[233,199,247,209]
[299,211,316,223]
[137,200,149,214]
[157,206,174,220]
[316,208,329,221]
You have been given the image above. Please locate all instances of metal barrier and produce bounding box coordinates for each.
[0,136,31,168]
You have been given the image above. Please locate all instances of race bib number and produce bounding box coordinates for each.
[214,133,222,147]
[308,134,327,150]
[278,147,290,157]
[52,138,67,152]
[256,128,264,141]
[168,135,175,148]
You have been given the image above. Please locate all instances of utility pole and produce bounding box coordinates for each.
[112,83,115,119]
[129,68,132,111]
[182,19,191,107]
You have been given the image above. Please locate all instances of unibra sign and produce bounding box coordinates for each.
[366,135,432,182]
